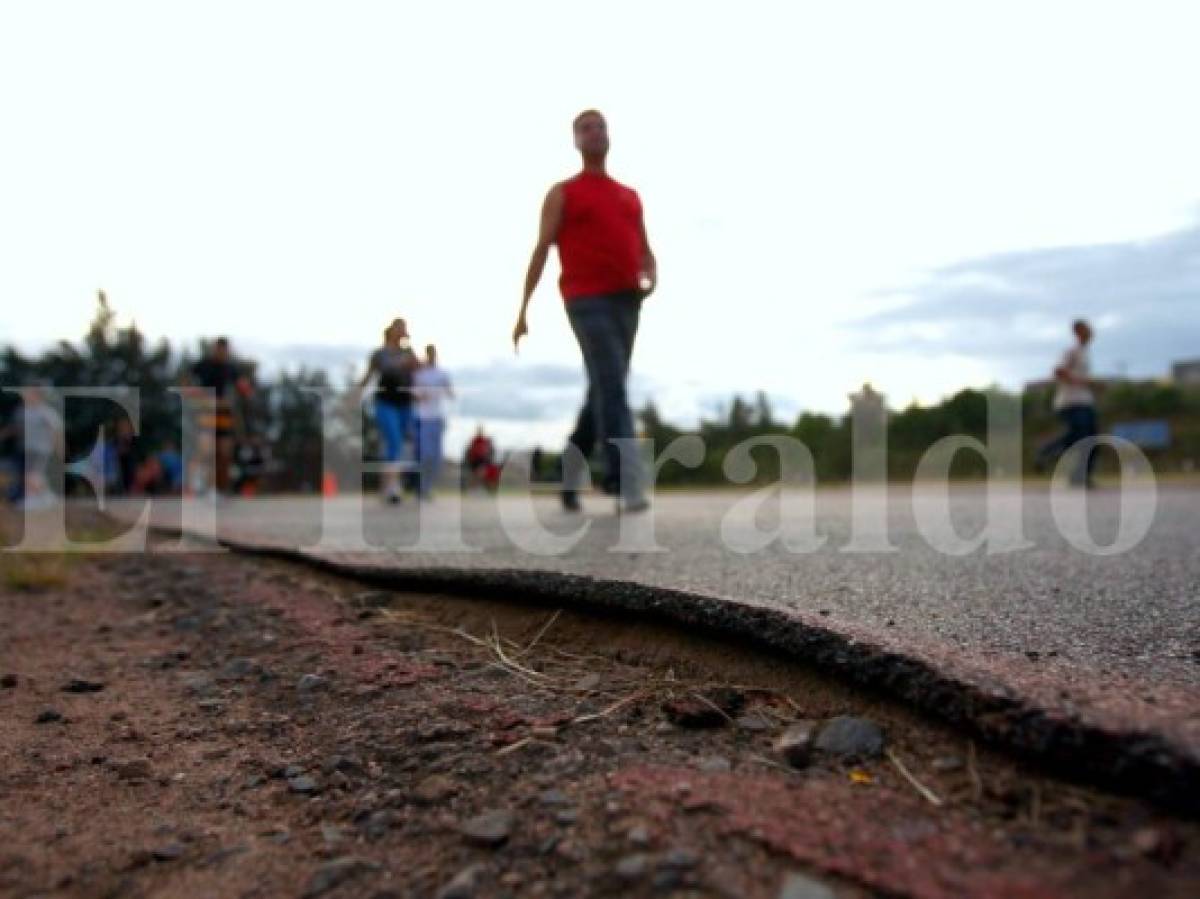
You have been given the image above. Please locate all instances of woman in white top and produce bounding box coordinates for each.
[412,344,454,500]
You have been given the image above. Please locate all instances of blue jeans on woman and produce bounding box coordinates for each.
[374,400,412,464]
[563,292,644,503]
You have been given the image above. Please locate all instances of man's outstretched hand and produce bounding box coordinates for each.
[512,314,528,353]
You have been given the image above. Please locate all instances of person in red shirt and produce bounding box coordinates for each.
[512,109,656,513]
[463,425,497,492]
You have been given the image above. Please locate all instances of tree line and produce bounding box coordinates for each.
[2,295,1197,493]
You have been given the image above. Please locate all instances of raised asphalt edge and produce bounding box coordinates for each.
[142,521,1199,817]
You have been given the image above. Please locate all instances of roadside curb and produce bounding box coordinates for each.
[145,522,1200,817]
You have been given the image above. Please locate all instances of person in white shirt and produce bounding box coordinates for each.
[413,345,454,500]
[18,384,63,509]
[1035,320,1099,487]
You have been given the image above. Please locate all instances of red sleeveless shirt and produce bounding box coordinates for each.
[556,172,644,300]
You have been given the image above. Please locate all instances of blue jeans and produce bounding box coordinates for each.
[1036,404,1098,483]
[417,417,445,497]
[375,401,412,464]
[564,292,643,501]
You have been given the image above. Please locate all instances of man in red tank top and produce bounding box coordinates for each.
[512,110,656,513]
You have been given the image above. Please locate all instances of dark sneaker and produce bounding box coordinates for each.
[561,489,582,513]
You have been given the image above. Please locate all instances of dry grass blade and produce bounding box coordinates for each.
[488,619,563,685]
[517,609,562,657]
[372,608,421,626]
[377,610,487,646]
[571,691,645,726]
[375,611,798,712]
[379,611,568,688]
[551,648,609,664]
[967,740,984,802]
[496,737,535,756]
[886,748,943,807]
[688,691,736,726]
[746,753,802,775]
[481,661,553,691]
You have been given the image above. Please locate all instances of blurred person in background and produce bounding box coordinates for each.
[0,401,23,503]
[158,440,184,494]
[462,425,498,493]
[413,344,454,501]
[183,337,252,495]
[357,319,418,505]
[110,415,139,495]
[1035,319,1100,488]
[14,383,63,509]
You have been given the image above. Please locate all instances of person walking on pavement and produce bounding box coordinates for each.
[1035,319,1100,488]
[413,343,454,500]
[358,319,418,504]
[12,383,63,509]
[512,109,656,513]
[184,337,251,495]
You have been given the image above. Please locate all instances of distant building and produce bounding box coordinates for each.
[1171,359,1200,385]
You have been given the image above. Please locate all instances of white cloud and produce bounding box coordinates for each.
[2,0,1198,423]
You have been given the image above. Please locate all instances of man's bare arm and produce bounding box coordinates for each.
[638,212,657,297]
[513,183,565,350]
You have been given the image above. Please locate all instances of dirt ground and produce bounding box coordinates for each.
[1,530,1197,898]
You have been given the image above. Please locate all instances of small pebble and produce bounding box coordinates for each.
[538,789,571,807]
[735,713,770,732]
[302,857,379,898]
[61,678,105,694]
[151,844,184,862]
[778,871,836,899]
[288,775,321,795]
[776,721,818,769]
[436,863,485,899]
[614,853,650,881]
[814,716,886,760]
[627,824,651,847]
[660,848,700,870]
[296,674,329,692]
[460,810,513,847]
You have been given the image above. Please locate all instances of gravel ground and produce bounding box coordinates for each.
[1,527,1198,898]
[90,487,1200,804]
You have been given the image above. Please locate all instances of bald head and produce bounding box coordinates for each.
[573,109,609,159]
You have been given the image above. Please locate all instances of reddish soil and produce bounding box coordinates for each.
[0,536,1197,898]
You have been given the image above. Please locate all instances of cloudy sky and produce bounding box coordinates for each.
[2,1,1198,450]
